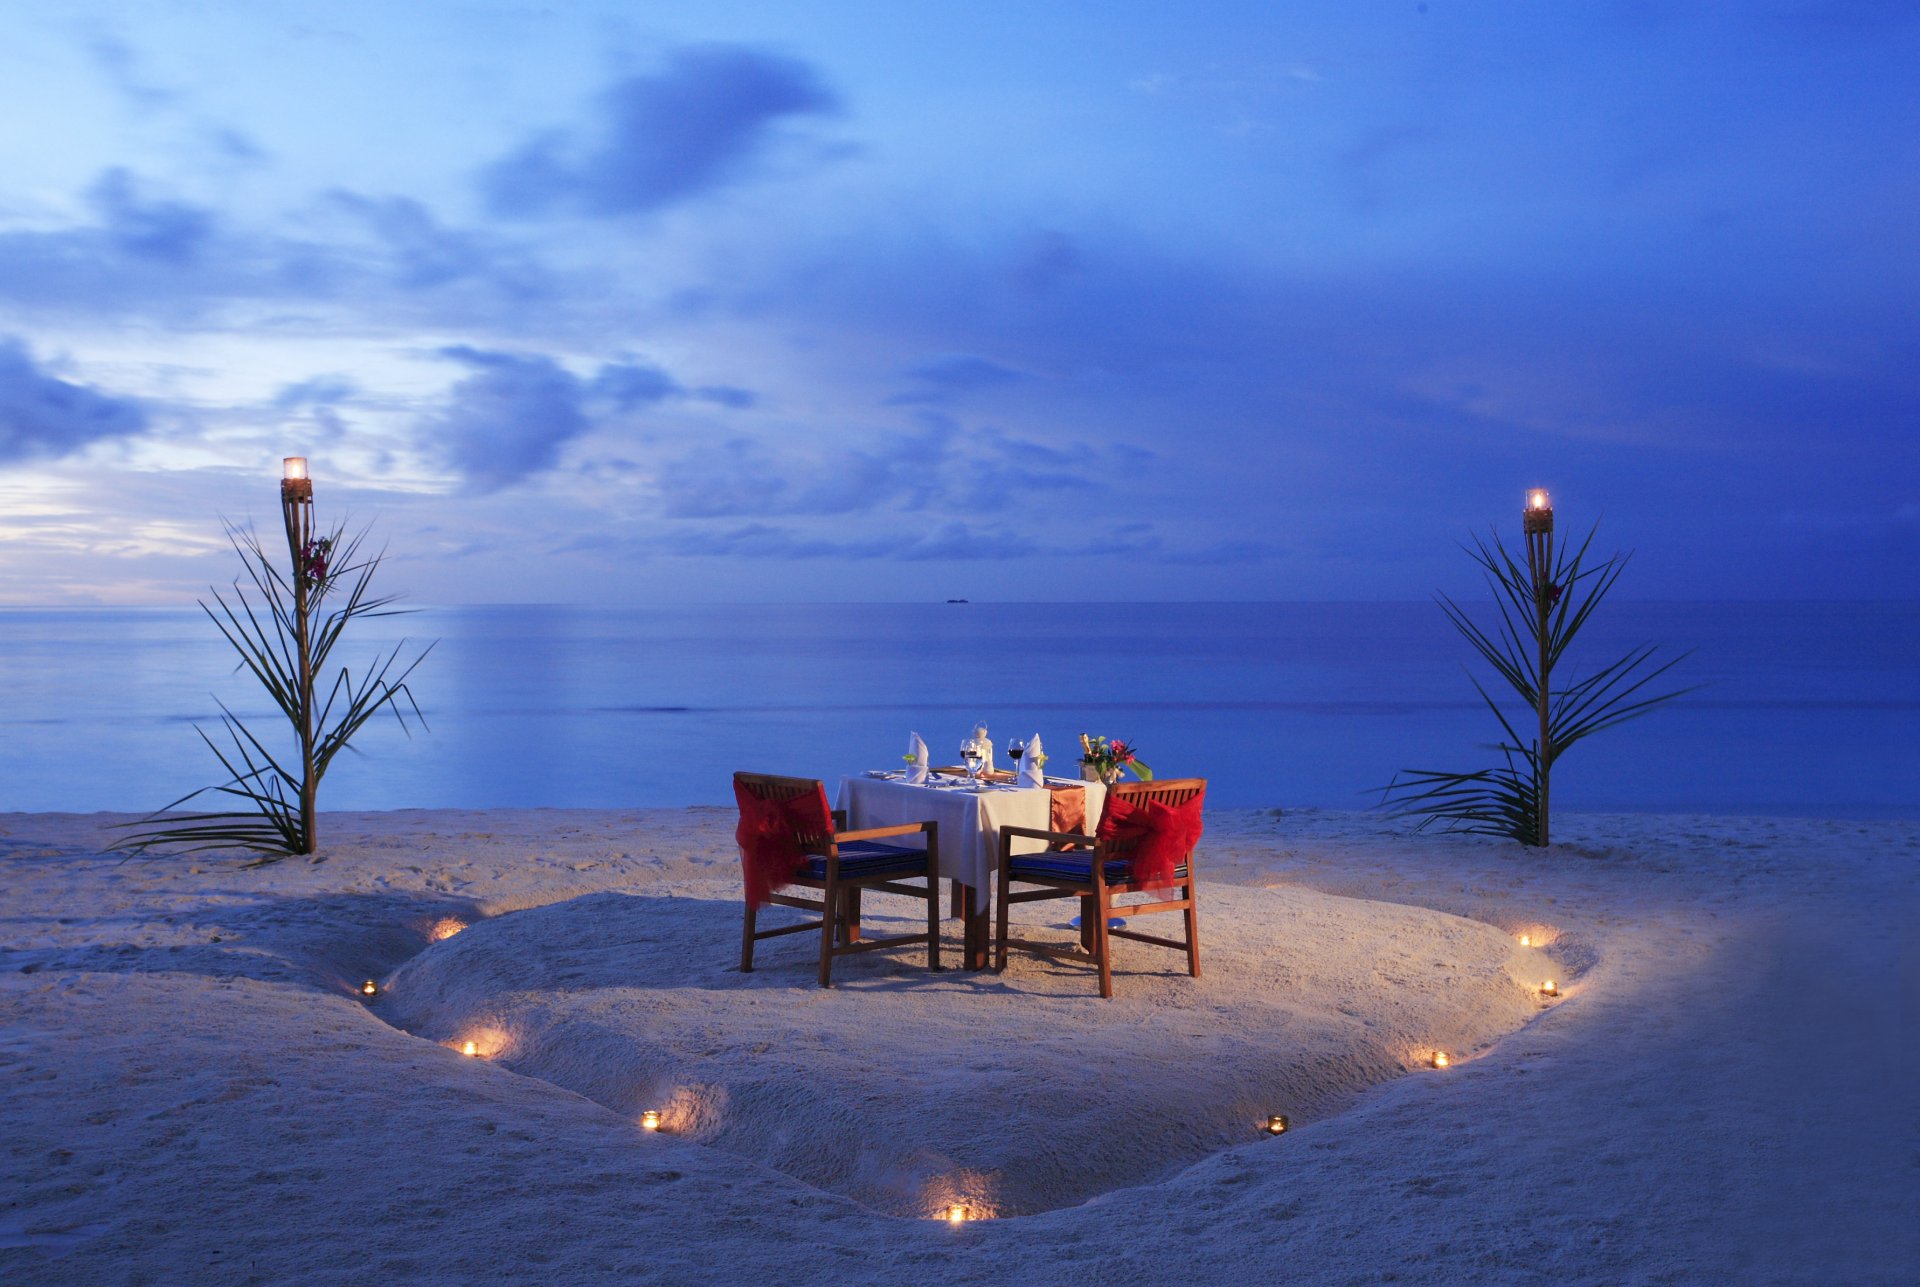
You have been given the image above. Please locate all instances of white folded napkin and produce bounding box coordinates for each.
[905,732,930,785]
[1019,733,1046,787]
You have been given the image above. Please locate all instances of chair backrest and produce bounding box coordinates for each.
[1096,778,1205,854]
[732,772,835,849]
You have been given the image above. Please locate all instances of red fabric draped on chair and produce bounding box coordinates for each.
[734,777,832,908]
[1096,787,1205,889]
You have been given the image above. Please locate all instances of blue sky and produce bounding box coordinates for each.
[1,1,1914,604]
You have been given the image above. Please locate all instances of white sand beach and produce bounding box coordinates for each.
[3,807,1914,1285]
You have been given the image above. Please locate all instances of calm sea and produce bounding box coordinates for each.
[0,602,1913,818]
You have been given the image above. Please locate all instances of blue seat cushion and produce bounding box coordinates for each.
[1008,851,1190,885]
[804,839,929,880]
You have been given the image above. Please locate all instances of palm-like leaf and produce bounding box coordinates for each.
[1381,520,1695,845]
[119,519,432,861]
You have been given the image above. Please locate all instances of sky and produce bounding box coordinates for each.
[0,0,1915,605]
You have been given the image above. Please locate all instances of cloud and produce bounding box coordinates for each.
[480,45,839,218]
[693,385,757,409]
[273,375,357,410]
[326,191,549,296]
[86,168,215,264]
[589,361,681,411]
[655,420,1100,520]
[419,349,699,491]
[419,347,593,492]
[87,35,178,112]
[0,338,149,463]
[654,518,1181,563]
[884,353,1027,405]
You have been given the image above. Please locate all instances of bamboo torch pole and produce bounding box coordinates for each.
[1523,489,1554,847]
[280,458,318,854]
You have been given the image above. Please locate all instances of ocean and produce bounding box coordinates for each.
[0,601,1913,818]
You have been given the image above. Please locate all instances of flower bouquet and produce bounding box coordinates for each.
[1078,734,1152,784]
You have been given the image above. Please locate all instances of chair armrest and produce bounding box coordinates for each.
[836,821,935,844]
[999,825,1095,849]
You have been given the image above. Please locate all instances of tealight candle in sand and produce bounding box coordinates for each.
[360,980,379,998]
[462,1040,479,1057]
[1265,1114,1290,1135]
[641,1111,661,1131]
[946,1205,967,1225]
[1432,1051,1450,1069]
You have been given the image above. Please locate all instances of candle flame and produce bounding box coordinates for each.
[946,1205,966,1225]
[641,1110,661,1131]
[462,1040,478,1057]
[1432,1051,1450,1068]
[1526,488,1549,511]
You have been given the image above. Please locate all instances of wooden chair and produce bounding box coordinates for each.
[993,778,1205,999]
[735,772,941,987]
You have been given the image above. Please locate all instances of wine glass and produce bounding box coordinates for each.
[961,739,984,783]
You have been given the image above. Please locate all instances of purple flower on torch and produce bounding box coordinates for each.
[301,537,334,585]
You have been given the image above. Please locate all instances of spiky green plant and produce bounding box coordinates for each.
[121,519,431,862]
[1381,523,1694,845]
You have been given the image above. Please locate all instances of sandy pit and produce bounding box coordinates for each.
[379,879,1555,1217]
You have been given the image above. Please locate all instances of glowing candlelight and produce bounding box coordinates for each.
[1519,933,1531,947]
[359,980,379,998]
[946,1205,967,1225]
[462,1040,479,1057]
[281,456,313,502]
[1541,980,1558,997]
[1432,1051,1450,1069]
[1526,488,1549,512]
[641,1110,661,1131]
[429,918,466,942]
[1265,1114,1290,1135]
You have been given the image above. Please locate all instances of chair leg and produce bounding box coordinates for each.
[846,887,862,943]
[1079,894,1097,953]
[951,879,965,922]
[1094,888,1114,999]
[741,899,758,973]
[818,876,839,988]
[1184,880,1202,979]
[994,865,1011,971]
[927,874,941,971]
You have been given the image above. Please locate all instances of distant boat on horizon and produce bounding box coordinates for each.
[946,598,969,604]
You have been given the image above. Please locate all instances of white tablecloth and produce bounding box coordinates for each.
[835,776,1108,912]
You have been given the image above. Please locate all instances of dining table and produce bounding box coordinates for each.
[835,772,1108,969]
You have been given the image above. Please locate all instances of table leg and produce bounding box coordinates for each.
[950,879,965,922]
[959,884,989,969]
